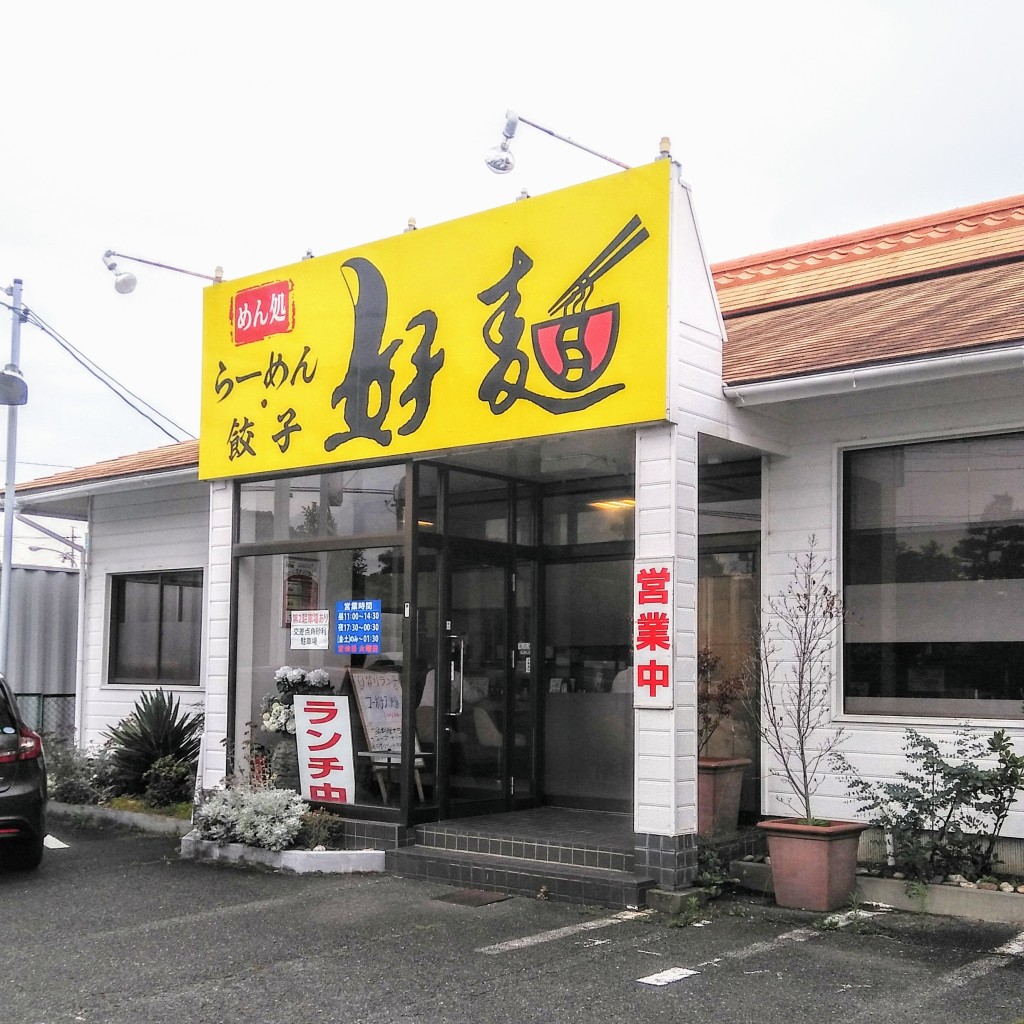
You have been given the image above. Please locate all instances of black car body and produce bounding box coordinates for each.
[0,676,46,870]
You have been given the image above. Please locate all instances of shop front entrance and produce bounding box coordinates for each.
[436,543,534,818]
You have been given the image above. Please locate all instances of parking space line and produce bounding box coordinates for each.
[43,835,69,849]
[944,929,1024,989]
[637,966,700,986]
[476,909,650,954]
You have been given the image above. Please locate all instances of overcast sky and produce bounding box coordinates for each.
[3,0,1024,496]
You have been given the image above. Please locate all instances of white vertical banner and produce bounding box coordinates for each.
[632,560,674,709]
[295,695,355,805]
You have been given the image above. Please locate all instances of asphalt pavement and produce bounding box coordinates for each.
[3,819,1023,1024]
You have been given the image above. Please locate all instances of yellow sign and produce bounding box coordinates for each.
[199,160,671,480]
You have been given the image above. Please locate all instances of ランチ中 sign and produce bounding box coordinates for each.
[632,560,674,709]
[295,695,354,804]
[199,161,671,479]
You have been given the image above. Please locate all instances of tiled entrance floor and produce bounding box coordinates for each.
[431,807,634,852]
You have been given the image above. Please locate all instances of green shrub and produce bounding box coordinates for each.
[46,739,120,805]
[193,789,305,851]
[46,738,108,805]
[295,808,349,850]
[835,727,1024,880]
[104,690,203,796]
[143,756,196,807]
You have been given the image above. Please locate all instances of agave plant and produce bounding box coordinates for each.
[103,689,204,795]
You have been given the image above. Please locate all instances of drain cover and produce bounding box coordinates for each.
[434,888,512,907]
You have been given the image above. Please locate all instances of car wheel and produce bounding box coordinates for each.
[5,831,44,870]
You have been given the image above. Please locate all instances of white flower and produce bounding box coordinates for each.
[306,668,331,688]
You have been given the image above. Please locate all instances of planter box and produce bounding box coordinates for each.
[730,861,1024,926]
[697,757,751,836]
[179,831,385,874]
[758,818,868,912]
[856,876,1024,926]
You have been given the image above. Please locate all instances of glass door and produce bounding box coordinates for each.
[440,546,512,816]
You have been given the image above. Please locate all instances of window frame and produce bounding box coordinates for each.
[107,568,205,687]
[839,431,1024,723]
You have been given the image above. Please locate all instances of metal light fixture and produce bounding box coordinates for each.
[485,110,631,174]
[28,545,78,567]
[102,250,224,293]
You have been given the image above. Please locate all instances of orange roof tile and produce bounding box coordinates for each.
[18,440,198,494]
[722,260,1024,386]
[712,194,1024,316]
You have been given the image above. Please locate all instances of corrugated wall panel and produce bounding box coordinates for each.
[5,566,79,694]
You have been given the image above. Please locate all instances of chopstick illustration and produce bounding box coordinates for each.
[547,214,649,316]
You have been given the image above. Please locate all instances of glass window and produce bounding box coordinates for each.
[109,570,203,685]
[447,471,508,542]
[543,559,633,809]
[233,546,410,808]
[238,465,407,542]
[543,486,634,546]
[843,434,1024,718]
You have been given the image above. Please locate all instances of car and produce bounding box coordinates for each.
[0,676,46,870]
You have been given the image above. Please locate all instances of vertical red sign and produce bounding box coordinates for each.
[633,561,674,709]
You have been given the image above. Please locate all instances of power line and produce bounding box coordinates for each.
[0,299,195,443]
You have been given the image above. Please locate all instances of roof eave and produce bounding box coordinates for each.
[723,344,1024,407]
[15,465,201,518]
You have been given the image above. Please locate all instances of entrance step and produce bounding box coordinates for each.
[387,844,655,909]
[386,813,655,909]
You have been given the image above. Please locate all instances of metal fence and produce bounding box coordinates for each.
[16,692,76,741]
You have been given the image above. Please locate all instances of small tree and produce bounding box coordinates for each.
[747,537,845,823]
[697,646,746,756]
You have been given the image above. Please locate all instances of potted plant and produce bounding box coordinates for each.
[697,646,750,836]
[748,538,867,911]
[260,666,333,792]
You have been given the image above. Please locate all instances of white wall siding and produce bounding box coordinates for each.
[200,479,233,791]
[632,168,779,837]
[758,371,1024,837]
[78,480,210,749]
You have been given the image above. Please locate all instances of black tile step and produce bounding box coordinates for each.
[412,826,633,872]
[387,845,655,909]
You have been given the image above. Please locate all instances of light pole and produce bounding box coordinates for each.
[0,279,29,675]
[28,545,77,567]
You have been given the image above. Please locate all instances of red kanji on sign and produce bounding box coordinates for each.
[305,700,339,725]
[307,756,345,779]
[635,611,670,651]
[309,783,348,803]
[306,730,343,752]
[232,280,294,346]
[637,659,670,697]
[636,566,670,604]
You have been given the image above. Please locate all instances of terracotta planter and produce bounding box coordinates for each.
[757,817,869,911]
[697,757,751,836]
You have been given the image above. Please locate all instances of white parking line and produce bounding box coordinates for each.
[944,929,1024,989]
[637,966,700,986]
[632,914,887,987]
[476,909,650,954]
[43,834,69,849]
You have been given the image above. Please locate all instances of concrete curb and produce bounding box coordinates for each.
[855,875,1024,926]
[179,832,386,874]
[729,860,1024,925]
[49,801,194,836]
